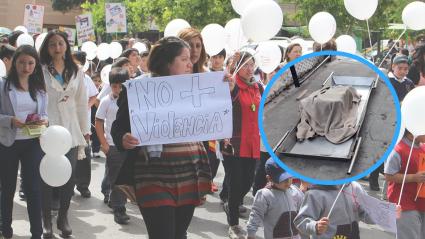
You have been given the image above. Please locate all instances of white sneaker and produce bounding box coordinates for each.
[228,225,246,239]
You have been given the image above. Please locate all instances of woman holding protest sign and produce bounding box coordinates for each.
[39,30,89,238]
[178,27,222,193]
[111,36,212,239]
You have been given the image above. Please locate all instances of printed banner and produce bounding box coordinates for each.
[23,4,44,34]
[75,14,96,45]
[59,27,76,46]
[105,3,127,33]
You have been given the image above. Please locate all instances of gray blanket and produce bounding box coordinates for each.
[296,85,361,144]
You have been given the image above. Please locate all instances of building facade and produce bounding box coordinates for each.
[0,0,82,30]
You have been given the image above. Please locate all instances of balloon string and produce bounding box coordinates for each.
[378,27,407,68]
[327,183,346,219]
[366,19,374,64]
[398,136,416,205]
[95,60,100,72]
[232,51,246,77]
[415,183,423,201]
[90,60,93,75]
[232,51,259,78]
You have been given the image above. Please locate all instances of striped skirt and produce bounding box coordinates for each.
[133,142,212,208]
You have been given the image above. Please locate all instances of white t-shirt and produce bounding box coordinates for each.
[84,74,98,127]
[97,83,111,101]
[95,94,118,146]
[13,89,37,140]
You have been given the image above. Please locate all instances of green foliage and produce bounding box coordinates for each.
[81,0,238,37]
[51,0,85,12]
[143,0,238,30]
[278,0,416,38]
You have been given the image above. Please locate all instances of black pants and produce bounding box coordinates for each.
[0,139,43,238]
[42,148,78,218]
[207,150,220,180]
[91,106,100,153]
[139,205,195,239]
[223,155,256,226]
[369,163,384,186]
[252,152,269,196]
[75,144,92,190]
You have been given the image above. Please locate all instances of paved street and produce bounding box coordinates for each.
[9,155,394,239]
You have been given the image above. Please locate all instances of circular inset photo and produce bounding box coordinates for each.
[259,50,401,185]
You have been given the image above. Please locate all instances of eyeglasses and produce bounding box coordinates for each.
[241,62,256,69]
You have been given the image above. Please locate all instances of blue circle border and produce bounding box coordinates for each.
[258,50,401,185]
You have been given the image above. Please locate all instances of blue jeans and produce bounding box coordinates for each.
[0,139,43,238]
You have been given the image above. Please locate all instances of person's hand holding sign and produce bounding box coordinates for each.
[122,133,140,150]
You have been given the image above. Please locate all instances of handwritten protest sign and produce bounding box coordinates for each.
[125,72,232,146]
[75,14,96,45]
[23,4,44,34]
[105,3,127,33]
[357,190,397,234]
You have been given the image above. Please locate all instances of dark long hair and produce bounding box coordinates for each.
[412,44,425,76]
[148,37,190,76]
[5,45,45,101]
[39,30,78,84]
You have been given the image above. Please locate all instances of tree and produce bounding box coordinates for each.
[81,0,238,37]
[278,0,415,38]
[51,0,96,12]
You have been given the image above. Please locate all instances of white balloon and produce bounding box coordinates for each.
[16,34,34,47]
[97,43,110,61]
[0,60,6,77]
[39,125,72,156]
[344,0,378,20]
[81,41,97,61]
[335,35,357,54]
[39,155,72,187]
[133,42,147,54]
[201,24,226,56]
[241,0,283,42]
[35,33,47,52]
[14,25,28,34]
[164,19,191,37]
[308,12,337,44]
[225,18,249,52]
[255,41,282,74]
[231,0,256,15]
[109,41,123,59]
[402,1,425,31]
[101,64,112,84]
[401,86,425,136]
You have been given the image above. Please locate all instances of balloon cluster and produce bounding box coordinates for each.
[39,126,73,187]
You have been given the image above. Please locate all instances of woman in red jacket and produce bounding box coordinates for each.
[222,52,263,239]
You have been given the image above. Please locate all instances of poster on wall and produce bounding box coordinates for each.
[59,27,76,46]
[23,4,44,34]
[75,13,96,45]
[105,3,127,33]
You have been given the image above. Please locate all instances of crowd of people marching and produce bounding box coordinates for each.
[0,27,425,239]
